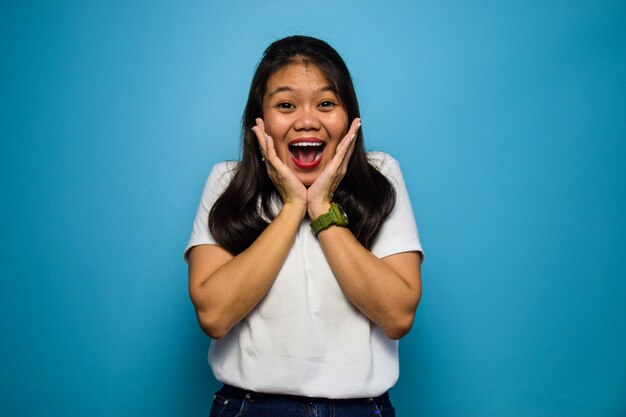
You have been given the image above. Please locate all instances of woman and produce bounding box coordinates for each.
[185,35,423,417]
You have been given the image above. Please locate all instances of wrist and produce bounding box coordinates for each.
[310,202,349,235]
[307,201,332,220]
[282,200,308,220]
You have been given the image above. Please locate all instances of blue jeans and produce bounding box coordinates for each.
[209,384,396,417]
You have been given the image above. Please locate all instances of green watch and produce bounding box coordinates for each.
[310,203,349,235]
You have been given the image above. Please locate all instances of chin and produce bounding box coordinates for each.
[298,175,316,188]
[295,171,319,188]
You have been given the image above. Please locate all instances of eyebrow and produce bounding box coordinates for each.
[267,85,336,99]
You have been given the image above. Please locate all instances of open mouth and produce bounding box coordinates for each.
[288,139,325,169]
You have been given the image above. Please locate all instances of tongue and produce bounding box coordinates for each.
[292,147,318,163]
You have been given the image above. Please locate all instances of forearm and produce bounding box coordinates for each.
[316,225,422,339]
[189,202,305,338]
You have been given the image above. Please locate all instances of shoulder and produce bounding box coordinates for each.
[366,151,400,177]
[198,160,239,203]
[207,160,239,187]
[211,160,239,177]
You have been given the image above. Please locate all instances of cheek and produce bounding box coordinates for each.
[262,115,290,161]
[263,113,290,139]
[328,112,349,139]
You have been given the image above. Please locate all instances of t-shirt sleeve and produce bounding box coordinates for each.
[369,154,424,260]
[183,162,236,262]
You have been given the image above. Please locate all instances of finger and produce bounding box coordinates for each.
[332,118,361,166]
[264,132,279,162]
[252,118,274,163]
[349,117,362,137]
[343,127,358,162]
[255,118,280,162]
[337,118,361,155]
[335,119,360,176]
[255,124,288,178]
[251,118,267,157]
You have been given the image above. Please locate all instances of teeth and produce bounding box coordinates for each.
[290,142,323,147]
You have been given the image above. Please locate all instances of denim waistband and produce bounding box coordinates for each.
[218,384,390,405]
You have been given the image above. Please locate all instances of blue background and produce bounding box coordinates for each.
[2,1,625,416]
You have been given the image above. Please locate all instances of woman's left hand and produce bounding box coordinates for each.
[307,118,361,219]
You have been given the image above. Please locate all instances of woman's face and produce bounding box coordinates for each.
[262,62,349,187]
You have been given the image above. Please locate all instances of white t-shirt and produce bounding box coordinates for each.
[184,152,423,398]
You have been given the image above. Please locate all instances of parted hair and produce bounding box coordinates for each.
[209,35,396,255]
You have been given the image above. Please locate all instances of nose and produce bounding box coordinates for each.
[293,107,321,131]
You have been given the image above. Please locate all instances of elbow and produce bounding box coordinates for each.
[189,284,232,339]
[383,312,415,340]
[384,289,421,340]
[204,328,228,340]
[191,292,232,339]
[384,294,421,340]
[195,308,231,340]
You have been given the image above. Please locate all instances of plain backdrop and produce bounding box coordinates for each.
[1,1,625,416]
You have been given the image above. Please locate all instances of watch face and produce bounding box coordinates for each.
[332,203,349,226]
[311,203,349,234]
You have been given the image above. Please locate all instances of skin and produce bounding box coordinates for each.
[188,63,422,340]
[261,63,350,189]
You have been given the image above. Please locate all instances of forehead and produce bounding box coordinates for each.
[265,63,333,96]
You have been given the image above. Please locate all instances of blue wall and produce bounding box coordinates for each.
[2,1,625,416]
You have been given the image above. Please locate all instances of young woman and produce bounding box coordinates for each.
[185,35,423,417]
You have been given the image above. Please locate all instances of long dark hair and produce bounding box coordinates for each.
[209,35,396,255]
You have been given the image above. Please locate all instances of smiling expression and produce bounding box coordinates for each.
[262,62,349,187]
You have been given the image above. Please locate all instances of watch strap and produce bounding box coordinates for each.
[310,203,349,235]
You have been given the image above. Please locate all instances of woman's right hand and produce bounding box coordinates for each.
[252,118,307,208]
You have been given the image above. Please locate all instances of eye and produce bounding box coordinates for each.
[318,100,336,110]
[277,102,294,110]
